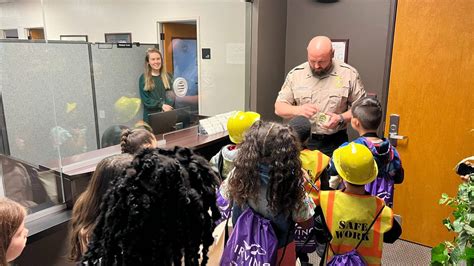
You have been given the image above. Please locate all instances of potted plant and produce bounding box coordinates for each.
[431,157,474,265]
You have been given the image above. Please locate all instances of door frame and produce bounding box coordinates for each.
[156,17,201,114]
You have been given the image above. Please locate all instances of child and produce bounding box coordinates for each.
[120,128,157,154]
[330,97,404,207]
[0,197,29,265]
[317,143,401,265]
[288,116,331,264]
[221,121,315,265]
[288,115,331,196]
[82,147,221,265]
[209,111,260,180]
[68,154,133,262]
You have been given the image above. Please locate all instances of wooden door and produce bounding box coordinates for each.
[386,0,474,246]
[29,28,44,40]
[162,23,197,73]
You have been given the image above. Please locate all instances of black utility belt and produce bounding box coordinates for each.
[311,130,347,141]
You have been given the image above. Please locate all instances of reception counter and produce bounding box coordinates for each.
[15,126,229,266]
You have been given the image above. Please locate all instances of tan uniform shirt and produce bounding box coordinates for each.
[276,60,366,135]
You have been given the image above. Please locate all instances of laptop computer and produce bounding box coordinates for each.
[148,107,191,134]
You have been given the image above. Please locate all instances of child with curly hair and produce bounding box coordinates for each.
[221,120,315,265]
[68,154,132,262]
[0,197,29,265]
[82,147,221,266]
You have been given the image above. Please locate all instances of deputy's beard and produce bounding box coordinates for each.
[311,63,332,77]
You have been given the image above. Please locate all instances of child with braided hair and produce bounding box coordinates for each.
[82,147,221,266]
[120,128,157,154]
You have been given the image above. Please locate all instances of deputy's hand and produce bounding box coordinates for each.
[162,104,173,112]
[322,112,341,129]
[296,104,319,118]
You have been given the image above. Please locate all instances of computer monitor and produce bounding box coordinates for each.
[148,107,191,134]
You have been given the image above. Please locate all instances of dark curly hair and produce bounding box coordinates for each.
[120,128,156,154]
[228,120,305,214]
[82,147,221,266]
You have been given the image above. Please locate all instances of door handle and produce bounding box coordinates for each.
[389,133,407,140]
[388,114,407,147]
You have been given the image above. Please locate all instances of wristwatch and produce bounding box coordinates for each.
[337,114,345,126]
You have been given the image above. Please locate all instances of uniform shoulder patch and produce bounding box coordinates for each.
[288,62,307,74]
[339,62,352,69]
[339,62,359,75]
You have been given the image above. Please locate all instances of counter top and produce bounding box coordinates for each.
[43,126,228,176]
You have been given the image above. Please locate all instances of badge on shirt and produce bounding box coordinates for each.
[335,75,343,88]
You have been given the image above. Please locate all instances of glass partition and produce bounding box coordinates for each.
[0,0,251,214]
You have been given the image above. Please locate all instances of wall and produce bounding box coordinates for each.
[285,0,395,135]
[250,0,288,120]
[0,1,43,39]
[0,0,249,116]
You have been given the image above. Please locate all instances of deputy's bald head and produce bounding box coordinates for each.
[307,36,334,76]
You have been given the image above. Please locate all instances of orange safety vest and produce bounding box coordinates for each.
[300,149,330,201]
[318,191,393,266]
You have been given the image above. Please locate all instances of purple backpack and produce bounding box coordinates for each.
[326,206,385,266]
[294,220,317,254]
[220,207,278,265]
[215,189,231,225]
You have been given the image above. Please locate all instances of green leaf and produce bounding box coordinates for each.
[450,246,463,263]
[443,218,454,231]
[440,193,450,205]
[465,247,474,259]
[431,243,449,264]
[457,232,468,247]
[463,224,474,235]
[454,220,464,233]
[453,209,464,219]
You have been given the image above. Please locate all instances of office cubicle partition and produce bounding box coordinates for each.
[0,41,153,165]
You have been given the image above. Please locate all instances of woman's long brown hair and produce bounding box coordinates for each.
[143,48,171,91]
[68,154,132,262]
[228,120,305,214]
[0,197,26,266]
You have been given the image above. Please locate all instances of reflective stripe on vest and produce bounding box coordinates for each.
[300,149,330,201]
[319,191,393,266]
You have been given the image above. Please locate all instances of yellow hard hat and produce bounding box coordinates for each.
[66,102,77,113]
[114,96,141,123]
[333,143,378,185]
[227,111,261,144]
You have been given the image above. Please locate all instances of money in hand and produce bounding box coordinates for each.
[314,112,331,125]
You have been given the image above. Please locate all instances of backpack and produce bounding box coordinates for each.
[220,207,278,266]
[362,138,403,207]
[326,205,385,266]
[215,189,231,225]
[295,175,319,254]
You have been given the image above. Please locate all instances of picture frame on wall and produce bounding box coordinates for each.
[331,39,349,63]
[104,33,132,43]
[60,35,88,42]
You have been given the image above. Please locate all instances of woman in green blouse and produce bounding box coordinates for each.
[139,48,175,124]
